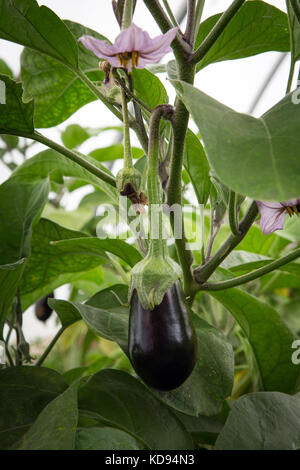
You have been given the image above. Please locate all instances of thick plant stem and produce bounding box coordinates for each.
[184,0,197,46]
[194,0,206,38]
[228,190,240,236]
[194,201,258,283]
[198,247,300,291]
[36,327,66,367]
[167,62,196,297]
[162,0,180,28]
[190,0,246,64]
[147,106,174,258]
[121,88,133,168]
[3,129,116,187]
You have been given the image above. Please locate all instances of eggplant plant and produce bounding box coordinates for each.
[0,0,300,451]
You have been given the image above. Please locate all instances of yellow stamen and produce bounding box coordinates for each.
[286,206,293,217]
[293,205,299,215]
[132,51,139,68]
[116,53,122,66]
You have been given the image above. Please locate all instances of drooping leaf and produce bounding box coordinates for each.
[78,369,193,450]
[195,2,290,70]
[0,58,13,78]
[215,392,300,450]
[183,129,211,205]
[0,366,67,449]
[12,148,118,202]
[20,219,107,310]
[209,270,299,393]
[131,68,168,109]
[21,21,108,128]
[0,74,34,133]
[16,380,80,450]
[90,144,143,162]
[52,237,142,268]
[76,427,145,450]
[172,80,300,201]
[0,259,26,334]
[0,0,78,68]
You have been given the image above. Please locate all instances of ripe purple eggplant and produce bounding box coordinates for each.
[34,293,54,322]
[129,282,197,391]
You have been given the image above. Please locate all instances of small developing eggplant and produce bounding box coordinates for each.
[34,292,54,322]
[129,282,197,391]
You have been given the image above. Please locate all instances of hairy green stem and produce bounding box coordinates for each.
[167,62,196,296]
[198,247,300,291]
[194,0,206,39]
[184,0,197,46]
[228,190,240,236]
[36,327,66,367]
[162,0,180,28]
[194,201,258,283]
[143,0,192,59]
[122,0,133,29]
[121,88,133,168]
[189,0,246,64]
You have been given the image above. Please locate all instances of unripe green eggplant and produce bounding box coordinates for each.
[129,282,197,391]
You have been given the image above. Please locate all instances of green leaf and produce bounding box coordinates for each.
[76,427,145,450]
[21,21,107,128]
[0,176,49,265]
[78,369,194,450]
[286,0,300,63]
[51,287,234,417]
[0,259,26,334]
[0,74,34,133]
[0,0,78,68]
[215,392,300,450]
[131,68,168,109]
[183,129,211,205]
[50,298,129,353]
[13,148,118,202]
[20,219,107,310]
[195,2,290,70]
[172,80,300,201]
[61,124,123,149]
[0,58,13,78]
[209,270,299,393]
[0,366,67,449]
[53,237,142,268]
[90,144,143,162]
[16,380,80,450]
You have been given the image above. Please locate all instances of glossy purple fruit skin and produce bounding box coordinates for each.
[129,282,197,391]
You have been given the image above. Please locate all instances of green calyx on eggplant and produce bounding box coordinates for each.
[129,281,197,391]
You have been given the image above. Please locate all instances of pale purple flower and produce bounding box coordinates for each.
[78,23,178,72]
[256,199,300,234]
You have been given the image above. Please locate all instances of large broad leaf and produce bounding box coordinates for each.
[209,270,300,393]
[90,144,143,162]
[0,74,34,133]
[0,366,67,449]
[51,287,234,417]
[131,68,168,109]
[21,21,107,128]
[61,124,123,150]
[0,0,78,68]
[76,427,145,450]
[195,2,290,70]
[0,259,26,334]
[183,129,211,205]
[78,369,194,450]
[0,176,49,265]
[12,148,118,202]
[16,380,80,450]
[52,237,142,268]
[172,80,300,201]
[20,219,107,310]
[215,392,300,450]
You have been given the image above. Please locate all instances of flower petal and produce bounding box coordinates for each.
[78,35,117,58]
[256,201,286,234]
[141,27,178,56]
[114,23,152,53]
